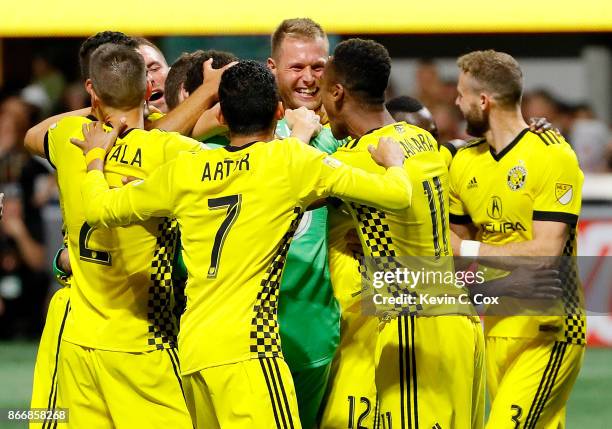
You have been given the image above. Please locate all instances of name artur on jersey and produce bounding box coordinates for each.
[202,153,251,182]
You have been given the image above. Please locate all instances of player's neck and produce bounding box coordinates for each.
[314,105,328,125]
[485,107,528,155]
[346,107,395,139]
[230,129,275,147]
[101,107,144,130]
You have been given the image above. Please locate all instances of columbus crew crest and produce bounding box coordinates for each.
[507,164,527,191]
[555,183,573,205]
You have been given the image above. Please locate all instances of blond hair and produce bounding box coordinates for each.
[271,18,327,58]
[457,50,523,107]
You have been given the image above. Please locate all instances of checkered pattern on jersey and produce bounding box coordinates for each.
[147,218,180,350]
[352,204,395,257]
[351,203,422,316]
[560,226,586,345]
[250,208,303,357]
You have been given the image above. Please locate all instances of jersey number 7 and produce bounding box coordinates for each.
[207,194,242,278]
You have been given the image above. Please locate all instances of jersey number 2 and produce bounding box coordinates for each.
[207,194,242,278]
[79,222,111,265]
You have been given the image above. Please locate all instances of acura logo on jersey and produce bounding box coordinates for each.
[507,164,527,191]
[482,222,527,233]
[487,196,503,219]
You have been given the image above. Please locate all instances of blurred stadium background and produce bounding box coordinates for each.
[0,1,611,427]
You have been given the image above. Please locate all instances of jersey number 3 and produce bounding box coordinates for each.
[207,194,242,278]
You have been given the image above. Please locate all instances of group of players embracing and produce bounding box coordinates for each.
[24,17,585,429]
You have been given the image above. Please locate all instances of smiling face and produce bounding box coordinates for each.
[269,36,328,111]
[137,44,169,112]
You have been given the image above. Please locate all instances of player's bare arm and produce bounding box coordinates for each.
[450,222,478,255]
[24,107,91,156]
[470,265,563,300]
[191,103,228,141]
[450,221,564,299]
[148,58,236,135]
[480,220,568,257]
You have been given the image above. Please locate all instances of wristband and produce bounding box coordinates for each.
[460,240,481,258]
[53,247,69,279]
[85,147,107,165]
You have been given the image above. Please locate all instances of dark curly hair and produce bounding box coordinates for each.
[219,60,279,135]
[385,96,424,115]
[330,38,391,105]
[165,52,196,110]
[183,50,238,95]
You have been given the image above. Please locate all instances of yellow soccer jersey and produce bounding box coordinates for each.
[45,116,203,352]
[327,206,364,313]
[330,122,473,316]
[80,137,413,374]
[449,128,586,344]
[147,112,165,122]
[440,142,455,168]
[440,140,468,168]
[334,122,449,256]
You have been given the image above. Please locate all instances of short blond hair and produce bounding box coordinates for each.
[271,18,328,58]
[457,50,523,108]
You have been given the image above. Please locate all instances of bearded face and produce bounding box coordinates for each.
[456,72,489,138]
[463,101,489,137]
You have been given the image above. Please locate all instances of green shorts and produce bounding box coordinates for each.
[292,362,332,429]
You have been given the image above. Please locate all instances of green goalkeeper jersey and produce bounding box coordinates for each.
[275,118,342,371]
[276,119,342,372]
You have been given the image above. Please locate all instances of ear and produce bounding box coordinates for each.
[90,91,102,119]
[267,58,277,75]
[479,92,490,111]
[179,84,189,103]
[84,79,94,96]
[332,83,345,103]
[216,107,226,126]
[274,101,284,120]
[145,81,153,101]
[88,85,99,108]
